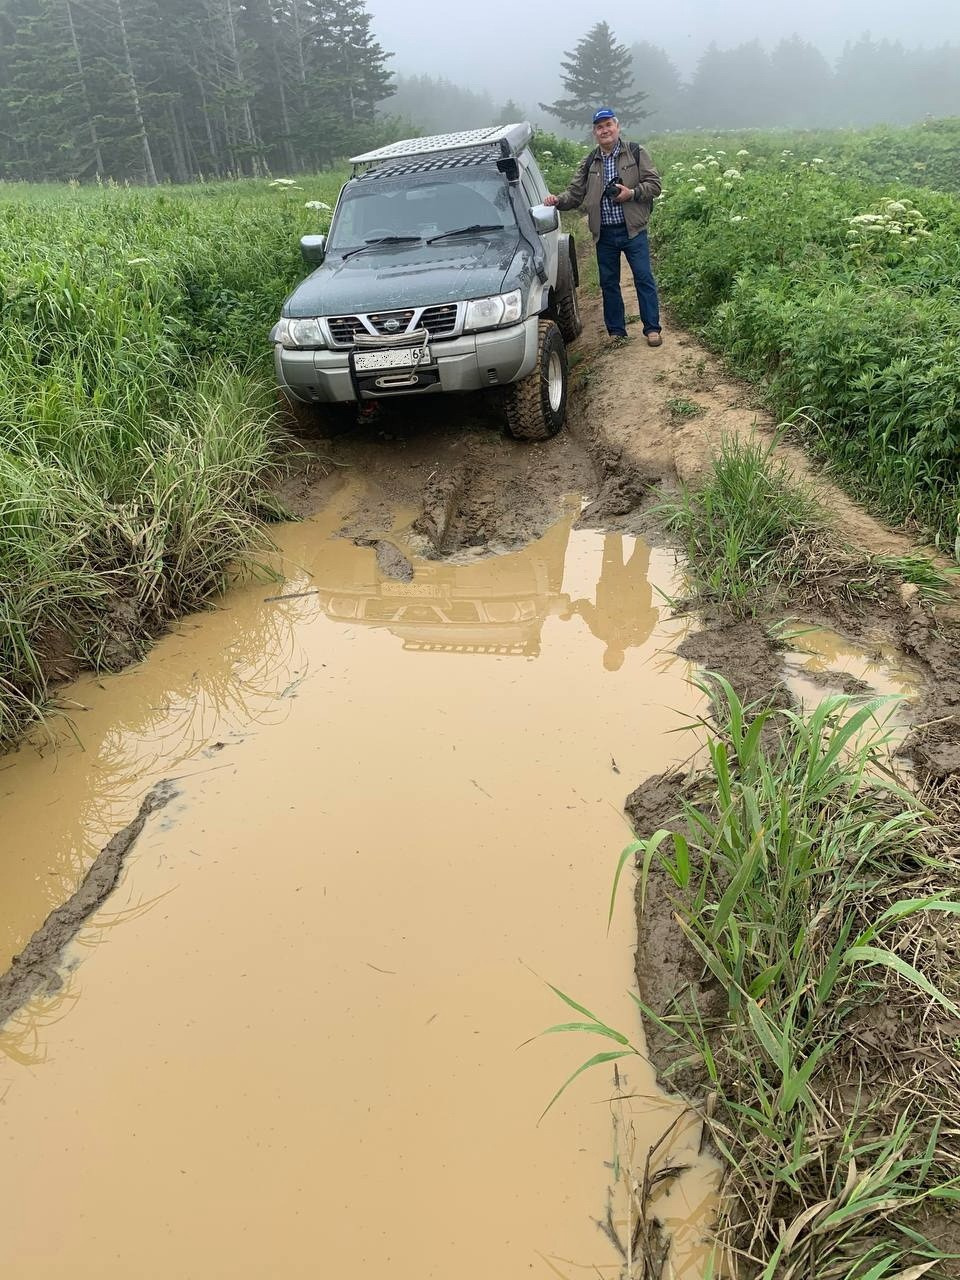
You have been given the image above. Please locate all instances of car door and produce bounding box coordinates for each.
[520,160,559,292]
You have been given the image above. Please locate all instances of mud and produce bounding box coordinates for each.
[0,781,177,1028]
[0,486,719,1279]
[3,278,960,1276]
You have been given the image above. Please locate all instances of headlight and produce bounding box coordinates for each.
[463,289,522,332]
[274,317,326,349]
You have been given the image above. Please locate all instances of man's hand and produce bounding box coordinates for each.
[543,194,559,207]
[613,184,633,203]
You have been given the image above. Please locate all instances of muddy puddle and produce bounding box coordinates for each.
[784,625,919,708]
[0,481,719,1278]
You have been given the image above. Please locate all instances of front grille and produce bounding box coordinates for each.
[327,304,461,347]
[328,315,366,345]
[368,309,415,336]
[421,304,458,338]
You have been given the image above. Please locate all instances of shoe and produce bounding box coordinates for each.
[645,331,663,348]
[608,333,629,348]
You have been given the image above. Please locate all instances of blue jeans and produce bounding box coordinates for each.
[596,225,661,337]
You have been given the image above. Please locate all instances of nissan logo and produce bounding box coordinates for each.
[384,319,401,333]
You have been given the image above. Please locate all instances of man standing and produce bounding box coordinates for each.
[544,108,663,348]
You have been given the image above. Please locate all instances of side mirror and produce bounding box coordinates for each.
[530,204,559,234]
[300,234,327,267]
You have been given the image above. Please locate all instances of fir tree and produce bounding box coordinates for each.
[540,22,647,134]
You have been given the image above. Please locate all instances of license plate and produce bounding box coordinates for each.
[353,345,429,372]
[380,581,442,598]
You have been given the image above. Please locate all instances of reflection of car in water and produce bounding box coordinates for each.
[305,521,658,664]
[315,519,571,657]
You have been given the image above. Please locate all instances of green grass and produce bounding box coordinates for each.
[537,121,960,559]
[658,434,957,615]
[548,676,960,1277]
[649,134,960,559]
[0,172,345,741]
[665,396,707,419]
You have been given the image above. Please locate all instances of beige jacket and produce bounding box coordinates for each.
[554,140,661,241]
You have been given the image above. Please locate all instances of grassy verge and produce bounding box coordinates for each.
[659,434,956,616]
[535,121,960,560]
[551,677,960,1277]
[638,678,960,1277]
[0,174,344,742]
[648,132,960,560]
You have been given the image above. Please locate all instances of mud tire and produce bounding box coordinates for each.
[278,392,351,438]
[555,285,582,344]
[504,320,568,443]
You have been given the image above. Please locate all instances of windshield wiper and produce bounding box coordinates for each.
[426,224,507,244]
[340,235,422,261]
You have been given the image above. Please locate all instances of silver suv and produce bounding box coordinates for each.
[270,124,581,441]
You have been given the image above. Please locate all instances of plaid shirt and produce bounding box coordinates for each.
[599,141,626,227]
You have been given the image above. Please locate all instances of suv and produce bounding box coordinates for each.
[270,123,582,442]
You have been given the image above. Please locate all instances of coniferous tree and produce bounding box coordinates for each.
[540,22,647,134]
[628,41,681,129]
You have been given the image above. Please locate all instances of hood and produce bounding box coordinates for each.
[283,231,525,317]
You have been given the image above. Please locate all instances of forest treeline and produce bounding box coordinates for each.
[392,36,960,136]
[0,0,396,182]
[1,0,959,184]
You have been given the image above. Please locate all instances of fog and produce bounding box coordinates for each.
[368,0,959,102]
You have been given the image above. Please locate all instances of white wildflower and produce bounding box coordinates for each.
[691,162,706,172]
[811,157,824,164]
[693,184,707,194]
[304,200,331,210]
[269,178,297,187]
[723,168,741,180]
[729,215,743,223]
[736,149,749,156]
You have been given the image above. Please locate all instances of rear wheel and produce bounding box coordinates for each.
[504,320,567,442]
[556,284,582,344]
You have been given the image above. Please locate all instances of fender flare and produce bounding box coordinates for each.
[537,235,580,314]
[558,233,580,289]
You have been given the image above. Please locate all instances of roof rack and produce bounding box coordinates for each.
[349,122,533,172]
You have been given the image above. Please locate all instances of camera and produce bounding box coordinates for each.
[603,179,622,201]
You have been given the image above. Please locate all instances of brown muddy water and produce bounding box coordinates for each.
[0,481,719,1279]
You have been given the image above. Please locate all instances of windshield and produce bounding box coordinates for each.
[329,169,516,252]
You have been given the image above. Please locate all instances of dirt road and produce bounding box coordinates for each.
[1,287,958,1278]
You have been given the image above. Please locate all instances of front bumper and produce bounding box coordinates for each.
[275,317,539,404]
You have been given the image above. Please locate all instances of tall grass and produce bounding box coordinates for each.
[660,435,956,615]
[551,678,960,1277]
[534,121,960,557]
[647,133,960,559]
[0,175,343,741]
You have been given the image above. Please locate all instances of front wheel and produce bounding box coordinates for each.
[556,284,582,344]
[504,320,568,442]
[278,392,352,438]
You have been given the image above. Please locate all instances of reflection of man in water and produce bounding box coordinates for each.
[574,535,656,671]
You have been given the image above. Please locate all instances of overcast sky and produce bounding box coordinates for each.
[368,0,959,100]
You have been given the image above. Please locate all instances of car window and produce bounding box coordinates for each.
[520,171,540,209]
[522,157,549,201]
[330,171,516,249]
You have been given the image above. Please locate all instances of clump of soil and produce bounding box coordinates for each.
[0,781,178,1030]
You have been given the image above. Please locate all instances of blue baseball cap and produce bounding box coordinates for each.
[592,107,617,124]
